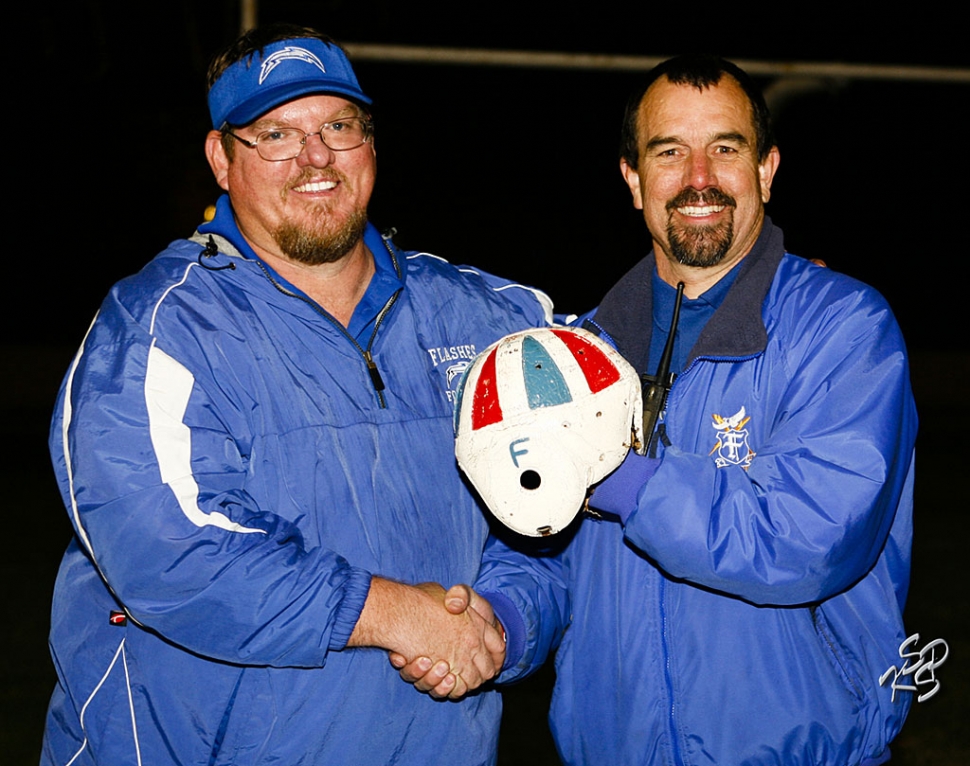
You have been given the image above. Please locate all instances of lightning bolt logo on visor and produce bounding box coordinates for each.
[259,47,327,84]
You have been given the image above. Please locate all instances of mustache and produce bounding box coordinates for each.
[666,187,737,212]
[285,168,347,191]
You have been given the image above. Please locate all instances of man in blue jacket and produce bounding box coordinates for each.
[406,55,917,765]
[42,23,550,766]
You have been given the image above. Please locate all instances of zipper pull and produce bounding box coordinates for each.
[363,351,386,392]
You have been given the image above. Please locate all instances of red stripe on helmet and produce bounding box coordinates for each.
[471,346,504,429]
[551,329,620,393]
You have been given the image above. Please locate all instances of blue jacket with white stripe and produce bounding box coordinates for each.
[43,195,549,766]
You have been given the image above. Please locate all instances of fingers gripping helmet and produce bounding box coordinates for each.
[454,327,642,537]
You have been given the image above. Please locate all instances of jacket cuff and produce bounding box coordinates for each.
[328,569,374,650]
[479,590,525,671]
[589,451,660,524]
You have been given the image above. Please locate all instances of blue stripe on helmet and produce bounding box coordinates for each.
[521,336,572,409]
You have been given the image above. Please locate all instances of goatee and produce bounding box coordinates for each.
[665,188,736,268]
[274,207,368,266]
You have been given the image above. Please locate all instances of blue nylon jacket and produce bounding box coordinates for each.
[43,196,550,766]
[478,222,917,766]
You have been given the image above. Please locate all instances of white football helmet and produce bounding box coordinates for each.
[454,327,642,537]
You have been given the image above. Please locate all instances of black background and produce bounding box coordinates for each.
[14,1,970,350]
[5,2,968,763]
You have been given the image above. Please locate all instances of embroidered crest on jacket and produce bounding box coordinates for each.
[426,345,477,403]
[710,406,755,468]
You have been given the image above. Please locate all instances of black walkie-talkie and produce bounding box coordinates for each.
[638,281,685,456]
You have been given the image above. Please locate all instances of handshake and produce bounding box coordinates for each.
[348,578,505,699]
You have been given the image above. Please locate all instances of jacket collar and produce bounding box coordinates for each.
[197,194,402,275]
[193,194,405,337]
[592,218,785,372]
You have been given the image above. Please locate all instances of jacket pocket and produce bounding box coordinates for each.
[810,604,866,703]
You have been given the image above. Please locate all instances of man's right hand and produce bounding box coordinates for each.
[348,578,504,698]
[388,583,504,699]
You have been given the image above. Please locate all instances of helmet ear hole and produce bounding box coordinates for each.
[520,470,542,490]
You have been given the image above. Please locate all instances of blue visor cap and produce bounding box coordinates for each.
[208,38,372,128]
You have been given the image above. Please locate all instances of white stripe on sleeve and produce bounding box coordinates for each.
[145,342,264,534]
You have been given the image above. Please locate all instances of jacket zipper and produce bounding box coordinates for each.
[659,576,685,766]
[651,368,683,765]
[253,247,402,409]
[657,353,765,764]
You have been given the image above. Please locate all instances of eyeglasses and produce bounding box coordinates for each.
[224,118,374,161]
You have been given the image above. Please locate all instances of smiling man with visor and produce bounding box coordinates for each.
[41,22,550,766]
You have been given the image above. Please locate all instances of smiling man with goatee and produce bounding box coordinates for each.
[41,22,551,766]
[410,54,919,766]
